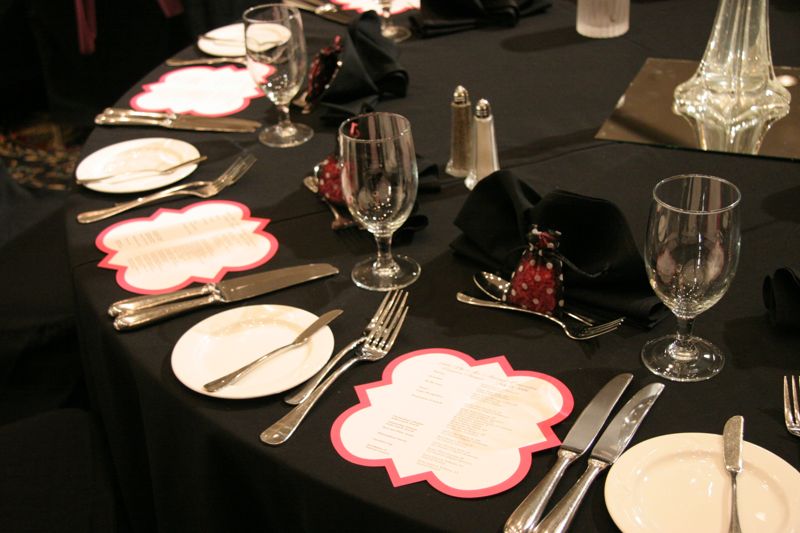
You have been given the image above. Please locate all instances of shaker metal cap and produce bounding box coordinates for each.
[453,85,470,105]
[475,98,492,118]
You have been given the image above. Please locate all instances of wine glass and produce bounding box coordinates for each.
[339,112,420,291]
[378,0,411,43]
[642,174,741,382]
[243,4,313,148]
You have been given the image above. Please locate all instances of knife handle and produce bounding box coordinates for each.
[95,115,164,128]
[504,449,579,533]
[532,459,608,533]
[109,284,215,316]
[113,294,217,330]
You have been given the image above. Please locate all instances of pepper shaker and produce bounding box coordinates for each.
[446,86,472,178]
[465,99,499,190]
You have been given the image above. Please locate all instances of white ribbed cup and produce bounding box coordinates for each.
[576,0,629,38]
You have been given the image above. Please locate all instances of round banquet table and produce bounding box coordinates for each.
[65,1,800,532]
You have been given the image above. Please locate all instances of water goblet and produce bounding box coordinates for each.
[378,0,412,43]
[244,4,313,148]
[642,174,741,382]
[339,112,420,291]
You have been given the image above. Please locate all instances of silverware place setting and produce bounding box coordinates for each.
[783,375,800,438]
[261,289,409,445]
[95,107,261,133]
[108,263,340,330]
[75,155,208,185]
[76,152,256,224]
[456,293,624,341]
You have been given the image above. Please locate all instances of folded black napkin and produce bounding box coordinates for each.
[318,12,409,124]
[451,170,668,328]
[763,266,800,330]
[410,0,552,38]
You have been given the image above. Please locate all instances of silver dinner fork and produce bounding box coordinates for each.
[284,290,406,405]
[261,292,409,445]
[783,375,800,437]
[76,153,256,224]
[456,293,624,340]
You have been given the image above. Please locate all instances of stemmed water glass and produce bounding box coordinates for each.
[642,174,741,382]
[339,112,420,291]
[243,4,313,148]
[378,0,411,43]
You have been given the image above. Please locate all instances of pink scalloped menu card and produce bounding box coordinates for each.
[96,200,278,294]
[130,66,264,117]
[331,348,573,498]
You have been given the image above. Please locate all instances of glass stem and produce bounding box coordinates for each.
[671,316,696,360]
[276,104,292,131]
[380,3,392,30]
[373,234,398,273]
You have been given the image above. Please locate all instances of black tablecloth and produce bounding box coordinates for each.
[65,1,800,532]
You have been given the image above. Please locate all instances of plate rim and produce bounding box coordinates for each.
[76,137,200,194]
[171,304,335,400]
[604,432,800,533]
[197,22,245,57]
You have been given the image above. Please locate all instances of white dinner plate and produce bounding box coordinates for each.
[76,138,200,194]
[197,23,245,57]
[605,433,800,533]
[171,305,335,400]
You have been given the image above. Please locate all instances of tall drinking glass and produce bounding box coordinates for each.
[379,0,411,42]
[244,4,313,148]
[339,112,420,291]
[642,174,741,382]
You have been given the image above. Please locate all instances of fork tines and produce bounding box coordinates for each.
[784,375,800,437]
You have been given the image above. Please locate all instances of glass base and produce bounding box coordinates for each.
[641,334,725,382]
[382,24,411,43]
[258,122,313,148]
[352,254,420,291]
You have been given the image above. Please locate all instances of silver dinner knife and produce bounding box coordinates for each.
[203,309,343,392]
[724,415,744,533]
[504,373,634,533]
[110,263,339,330]
[532,382,665,533]
[95,108,261,133]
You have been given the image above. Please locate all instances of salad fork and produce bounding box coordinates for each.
[261,292,409,445]
[76,153,256,224]
[284,290,405,405]
[456,293,624,341]
[784,375,800,437]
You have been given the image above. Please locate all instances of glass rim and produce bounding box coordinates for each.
[243,3,299,23]
[338,112,412,144]
[653,174,741,215]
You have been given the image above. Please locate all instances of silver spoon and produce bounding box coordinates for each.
[473,271,597,326]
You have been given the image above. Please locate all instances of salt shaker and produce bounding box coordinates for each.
[465,99,499,190]
[446,86,472,178]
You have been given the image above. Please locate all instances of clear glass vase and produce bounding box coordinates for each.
[673,0,790,154]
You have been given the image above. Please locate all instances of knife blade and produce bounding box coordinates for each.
[533,382,665,533]
[95,108,261,133]
[724,415,744,533]
[109,263,339,330]
[504,373,633,533]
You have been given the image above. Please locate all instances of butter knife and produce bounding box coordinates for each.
[724,415,744,533]
[533,382,665,533]
[96,108,261,133]
[110,263,339,330]
[504,373,633,533]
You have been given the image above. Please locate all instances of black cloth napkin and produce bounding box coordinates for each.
[319,12,409,125]
[450,170,668,328]
[763,266,800,330]
[410,0,552,38]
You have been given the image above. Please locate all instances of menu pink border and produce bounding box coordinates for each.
[95,200,278,294]
[129,66,263,118]
[330,348,574,498]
